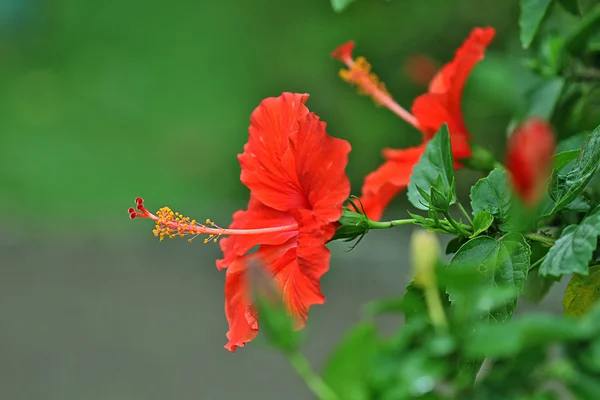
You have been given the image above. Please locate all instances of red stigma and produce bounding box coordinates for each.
[331,41,355,63]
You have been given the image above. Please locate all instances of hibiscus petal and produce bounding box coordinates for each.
[293,112,352,225]
[239,93,311,211]
[270,210,329,327]
[224,241,296,352]
[216,196,297,270]
[411,94,472,159]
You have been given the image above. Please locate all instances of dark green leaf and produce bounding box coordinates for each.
[554,149,580,171]
[565,3,600,55]
[471,211,494,238]
[558,0,580,15]
[565,195,590,212]
[520,0,554,49]
[563,265,600,316]
[330,0,356,12]
[540,206,600,277]
[446,233,531,323]
[323,323,378,400]
[446,236,468,254]
[470,169,512,224]
[549,125,600,214]
[408,124,455,210]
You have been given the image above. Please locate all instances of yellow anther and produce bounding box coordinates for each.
[339,56,392,107]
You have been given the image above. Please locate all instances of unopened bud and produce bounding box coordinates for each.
[506,118,555,207]
[411,230,440,288]
[330,208,370,242]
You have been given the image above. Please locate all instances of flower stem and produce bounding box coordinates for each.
[442,212,472,237]
[458,202,473,226]
[368,218,417,230]
[285,351,339,400]
[524,233,555,246]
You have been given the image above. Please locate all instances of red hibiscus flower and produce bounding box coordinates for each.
[332,27,495,221]
[506,118,555,207]
[129,93,351,352]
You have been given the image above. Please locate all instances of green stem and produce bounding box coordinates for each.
[368,218,417,230]
[528,255,546,272]
[524,233,555,246]
[458,202,473,226]
[443,212,472,237]
[285,351,339,400]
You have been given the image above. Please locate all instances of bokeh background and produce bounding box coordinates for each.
[0,0,568,399]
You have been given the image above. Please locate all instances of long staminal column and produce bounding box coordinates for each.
[128,198,298,243]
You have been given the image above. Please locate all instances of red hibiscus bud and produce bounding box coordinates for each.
[505,118,556,207]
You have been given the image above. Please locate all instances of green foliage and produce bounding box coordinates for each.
[470,169,512,225]
[408,124,456,211]
[563,265,600,316]
[548,125,600,215]
[323,323,378,400]
[540,205,600,277]
[446,233,531,322]
[471,211,494,237]
[520,0,554,49]
[558,0,580,15]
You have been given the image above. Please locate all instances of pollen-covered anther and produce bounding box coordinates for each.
[339,56,392,106]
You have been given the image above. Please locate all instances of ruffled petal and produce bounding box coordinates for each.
[239,92,311,211]
[292,112,352,225]
[411,94,472,159]
[360,144,425,221]
[270,210,329,327]
[216,196,297,270]
[224,240,296,352]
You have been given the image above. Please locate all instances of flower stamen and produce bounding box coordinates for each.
[331,41,420,131]
[128,198,299,243]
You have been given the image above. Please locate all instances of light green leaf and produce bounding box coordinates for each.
[553,149,580,171]
[471,211,494,238]
[331,0,356,12]
[563,265,600,316]
[446,233,531,323]
[520,0,554,49]
[408,124,455,210]
[540,206,600,277]
[549,125,600,214]
[470,169,512,224]
[323,323,378,400]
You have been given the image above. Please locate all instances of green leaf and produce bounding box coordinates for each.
[323,323,378,400]
[549,125,600,214]
[520,0,554,49]
[470,169,511,224]
[408,124,455,211]
[330,0,356,12]
[565,3,600,55]
[471,211,494,238]
[558,0,580,14]
[554,149,580,171]
[466,313,586,357]
[540,206,600,277]
[563,265,600,316]
[446,236,468,255]
[446,233,531,323]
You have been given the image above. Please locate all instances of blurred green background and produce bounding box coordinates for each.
[1,0,563,399]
